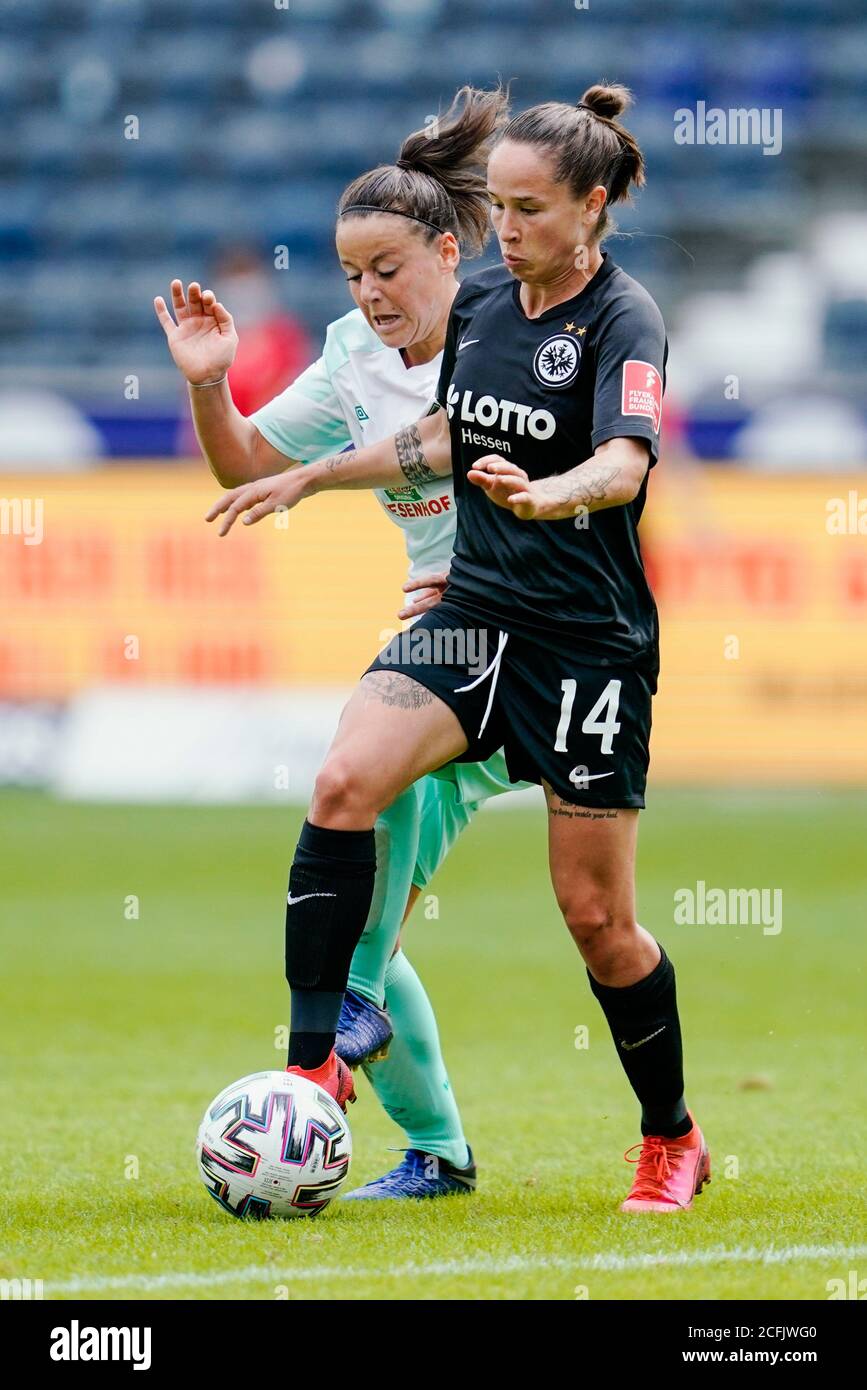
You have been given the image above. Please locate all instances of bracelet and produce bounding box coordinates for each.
[188,374,228,389]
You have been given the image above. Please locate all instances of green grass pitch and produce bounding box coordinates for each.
[2,787,865,1301]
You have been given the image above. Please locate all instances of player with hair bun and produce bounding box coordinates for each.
[158,85,535,1200]
[211,82,711,1214]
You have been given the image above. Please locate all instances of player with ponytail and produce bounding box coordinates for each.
[157,85,527,1199]
[208,83,711,1215]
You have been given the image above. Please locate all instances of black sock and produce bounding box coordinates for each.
[285,819,376,1070]
[587,945,691,1139]
[287,990,345,1071]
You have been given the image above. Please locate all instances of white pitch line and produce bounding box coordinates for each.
[48,1243,867,1296]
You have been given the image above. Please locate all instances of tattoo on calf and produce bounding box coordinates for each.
[362,672,435,710]
[395,424,437,487]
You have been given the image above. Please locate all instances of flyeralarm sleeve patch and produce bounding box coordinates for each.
[621,359,663,432]
[590,293,668,464]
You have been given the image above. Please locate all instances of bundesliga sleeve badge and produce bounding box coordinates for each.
[621,359,663,432]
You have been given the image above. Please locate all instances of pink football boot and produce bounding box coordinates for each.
[620,1113,711,1212]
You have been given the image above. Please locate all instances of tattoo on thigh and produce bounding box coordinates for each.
[362,672,435,710]
[547,791,620,821]
[395,424,437,486]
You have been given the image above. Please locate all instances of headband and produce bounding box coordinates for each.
[338,204,447,235]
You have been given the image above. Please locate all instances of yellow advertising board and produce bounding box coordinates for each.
[1,463,865,784]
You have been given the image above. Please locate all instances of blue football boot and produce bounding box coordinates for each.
[342,1147,477,1200]
[334,988,393,1067]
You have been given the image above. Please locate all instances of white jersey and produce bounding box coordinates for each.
[250,307,456,580]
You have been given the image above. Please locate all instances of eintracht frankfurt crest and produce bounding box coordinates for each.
[533,333,582,388]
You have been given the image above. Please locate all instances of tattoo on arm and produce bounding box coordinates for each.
[542,463,621,512]
[323,447,356,475]
[570,463,621,509]
[395,424,437,487]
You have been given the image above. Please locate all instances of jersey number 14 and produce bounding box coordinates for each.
[554,679,622,756]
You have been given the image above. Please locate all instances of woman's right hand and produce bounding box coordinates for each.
[153,279,239,386]
[205,467,312,536]
[397,571,449,620]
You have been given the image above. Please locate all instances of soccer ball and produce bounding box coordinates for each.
[196,1070,352,1219]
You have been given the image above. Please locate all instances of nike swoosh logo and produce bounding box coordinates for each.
[286,891,337,907]
[458,337,480,350]
[620,1026,666,1051]
[569,770,615,782]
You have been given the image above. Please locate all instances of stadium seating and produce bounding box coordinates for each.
[1,0,866,455]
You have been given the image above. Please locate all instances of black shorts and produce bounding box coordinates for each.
[365,601,657,809]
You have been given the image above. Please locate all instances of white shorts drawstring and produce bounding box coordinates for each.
[454,629,509,740]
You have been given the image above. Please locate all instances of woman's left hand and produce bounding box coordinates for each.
[467,456,572,521]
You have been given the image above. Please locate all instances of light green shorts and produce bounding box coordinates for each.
[411,750,531,889]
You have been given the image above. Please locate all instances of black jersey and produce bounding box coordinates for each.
[435,252,667,668]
